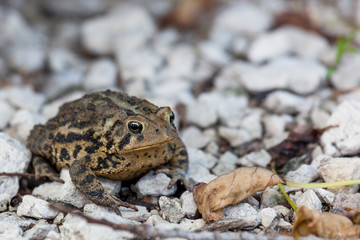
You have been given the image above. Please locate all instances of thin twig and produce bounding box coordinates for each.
[49,204,291,240]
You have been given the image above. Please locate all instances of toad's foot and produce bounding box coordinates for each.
[156,167,190,190]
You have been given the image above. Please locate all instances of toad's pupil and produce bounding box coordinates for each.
[170,112,175,123]
[128,121,143,134]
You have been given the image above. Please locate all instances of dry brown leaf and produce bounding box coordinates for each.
[193,167,284,222]
[292,206,360,240]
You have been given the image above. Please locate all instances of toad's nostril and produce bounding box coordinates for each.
[155,129,160,133]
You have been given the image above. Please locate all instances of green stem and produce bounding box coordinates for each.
[285,179,360,189]
[278,182,298,211]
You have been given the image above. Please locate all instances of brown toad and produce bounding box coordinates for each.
[27,90,188,214]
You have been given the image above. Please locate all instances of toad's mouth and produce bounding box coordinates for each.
[120,137,177,154]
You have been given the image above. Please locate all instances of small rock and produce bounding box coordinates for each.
[314,188,335,205]
[7,45,45,73]
[248,26,329,63]
[0,222,26,240]
[186,98,218,128]
[223,203,260,228]
[0,212,35,230]
[41,0,106,17]
[263,90,312,114]
[277,218,292,231]
[59,214,134,240]
[260,188,285,208]
[318,157,360,193]
[273,205,290,217]
[180,191,198,218]
[44,70,83,99]
[81,4,155,55]
[205,141,219,155]
[83,58,117,90]
[47,48,84,73]
[321,101,360,156]
[295,190,322,212]
[262,114,293,137]
[218,127,251,147]
[179,218,206,232]
[135,171,176,196]
[310,108,330,129]
[83,204,146,223]
[145,215,180,230]
[23,219,58,239]
[0,133,31,196]
[0,193,10,212]
[331,54,360,91]
[188,163,217,185]
[237,149,272,167]
[285,164,319,191]
[181,126,211,149]
[258,208,277,228]
[213,2,273,37]
[198,40,230,65]
[53,212,64,225]
[45,231,60,240]
[188,148,217,169]
[33,169,121,208]
[333,193,360,211]
[159,196,185,223]
[8,109,45,143]
[212,151,238,176]
[17,195,59,219]
[0,99,15,129]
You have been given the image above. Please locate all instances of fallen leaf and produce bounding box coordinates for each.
[292,205,360,240]
[193,167,284,222]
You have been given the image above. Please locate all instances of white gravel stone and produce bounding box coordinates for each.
[23,219,58,239]
[8,109,45,143]
[0,193,9,212]
[180,191,198,218]
[277,219,292,231]
[135,171,176,197]
[42,0,106,17]
[0,222,26,240]
[0,133,31,196]
[295,190,322,212]
[7,45,45,73]
[314,188,335,205]
[45,231,60,240]
[218,127,252,147]
[0,100,15,129]
[262,114,292,137]
[260,188,285,208]
[83,58,117,90]
[331,54,360,91]
[321,101,360,156]
[258,208,277,228]
[199,41,230,66]
[310,108,330,129]
[0,86,46,112]
[145,215,180,230]
[179,218,206,232]
[213,2,273,37]
[223,203,260,228]
[17,195,59,219]
[48,48,83,73]
[318,157,360,194]
[81,4,155,55]
[188,148,217,169]
[186,98,218,128]
[241,57,326,95]
[212,151,238,176]
[273,205,290,217]
[187,149,217,185]
[44,70,83,99]
[33,169,121,208]
[248,26,329,63]
[59,214,134,240]
[181,126,211,149]
[0,212,35,230]
[41,91,84,120]
[263,91,312,114]
[237,150,272,167]
[84,204,147,223]
[159,196,185,223]
[285,165,319,192]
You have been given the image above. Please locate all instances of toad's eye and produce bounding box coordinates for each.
[127,121,143,134]
[169,112,175,124]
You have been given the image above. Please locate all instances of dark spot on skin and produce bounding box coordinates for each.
[105,131,111,140]
[46,124,57,130]
[168,143,176,153]
[106,140,113,150]
[143,106,150,112]
[65,163,70,168]
[77,164,87,175]
[111,120,121,131]
[80,174,95,186]
[126,162,131,167]
[162,150,166,154]
[179,150,187,156]
[136,155,139,159]
[137,135,144,142]
[135,106,140,110]
[87,103,96,111]
[148,163,153,168]
[44,144,49,151]
[127,98,137,106]
[85,155,91,163]
[118,133,131,151]
[144,152,148,156]
[155,129,160,133]
[120,157,125,161]
[87,190,104,198]
[48,133,54,140]
[85,145,97,154]
[73,145,82,158]
[60,148,70,162]
[154,154,157,158]
[125,109,135,116]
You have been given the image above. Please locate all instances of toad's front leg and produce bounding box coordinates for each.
[69,155,138,215]
[156,137,189,189]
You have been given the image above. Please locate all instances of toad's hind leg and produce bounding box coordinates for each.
[32,156,63,183]
[69,156,138,215]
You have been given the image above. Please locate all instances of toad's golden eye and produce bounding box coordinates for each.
[169,112,175,124]
[127,121,143,134]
